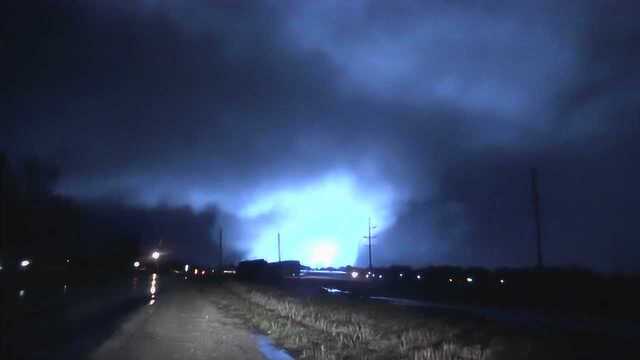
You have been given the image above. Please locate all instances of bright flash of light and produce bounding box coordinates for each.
[20,260,31,268]
[350,271,359,279]
[151,251,160,260]
[241,174,396,267]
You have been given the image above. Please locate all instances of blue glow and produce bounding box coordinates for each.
[241,174,394,267]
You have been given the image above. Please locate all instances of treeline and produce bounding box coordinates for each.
[0,153,140,273]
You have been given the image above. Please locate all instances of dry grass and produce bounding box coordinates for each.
[208,283,534,360]
[207,282,637,360]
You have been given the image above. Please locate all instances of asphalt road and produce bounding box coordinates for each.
[91,278,265,360]
[2,274,272,360]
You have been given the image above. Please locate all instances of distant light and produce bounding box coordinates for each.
[149,299,155,305]
[399,273,404,278]
[416,275,422,280]
[0,265,3,271]
[133,261,140,268]
[322,287,350,294]
[150,285,156,294]
[223,270,236,274]
[194,269,198,275]
[152,273,157,280]
[449,278,453,283]
[20,259,31,268]
[500,279,505,284]
[378,274,383,279]
[66,258,70,264]
[350,271,359,279]
[151,251,160,260]
[19,289,25,297]
[365,274,370,279]
[466,277,473,283]
[211,269,215,273]
[184,264,189,272]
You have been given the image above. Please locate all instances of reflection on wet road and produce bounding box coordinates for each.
[4,273,292,360]
[91,277,266,360]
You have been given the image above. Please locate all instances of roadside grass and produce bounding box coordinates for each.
[209,282,547,360]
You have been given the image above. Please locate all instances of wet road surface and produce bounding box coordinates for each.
[91,279,265,360]
[2,274,270,360]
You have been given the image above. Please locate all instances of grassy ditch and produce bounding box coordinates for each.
[207,282,577,360]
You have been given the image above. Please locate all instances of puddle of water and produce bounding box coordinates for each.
[256,335,294,360]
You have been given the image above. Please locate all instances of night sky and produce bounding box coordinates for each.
[2,1,639,271]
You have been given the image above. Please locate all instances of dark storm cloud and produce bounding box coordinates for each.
[2,1,639,271]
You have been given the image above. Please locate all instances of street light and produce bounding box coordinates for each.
[133,261,140,268]
[20,259,31,268]
[351,271,359,279]
[151,251,160,260]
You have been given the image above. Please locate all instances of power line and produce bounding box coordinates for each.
[531,168,544,268]
[219,228,223,268]
[363,217,377,270]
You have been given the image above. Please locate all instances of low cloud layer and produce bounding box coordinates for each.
[3,1,639,271]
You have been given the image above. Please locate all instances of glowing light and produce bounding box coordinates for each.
[0,265,3,271]
[152,273,157,280]
[399,273,404,278]
[378,274,383,279]
[223,270,236,274]
[322,287,350,294]
[151,251,160,260]
[350,271,359,279]
[133,261,140,268]
[150,285,156,294]
[449,278,453,283]
[466,277,473,283]
[500,279,505,284]
[149,299,155,305]
[194,269,198,275]
[241,174,396,267]
[184,264,189,272]
[66,259,70,263]
[310,243,338,268]
[416,275,422,280]
[19,289,25,297]
[20,259,31,268]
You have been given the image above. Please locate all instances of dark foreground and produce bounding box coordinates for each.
[1,274,270,360]
[2,272,638,359]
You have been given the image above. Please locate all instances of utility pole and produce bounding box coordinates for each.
[277,232,281,263]
[531,168,544,268]
[363,217,377,271]
[219,228,223,269]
